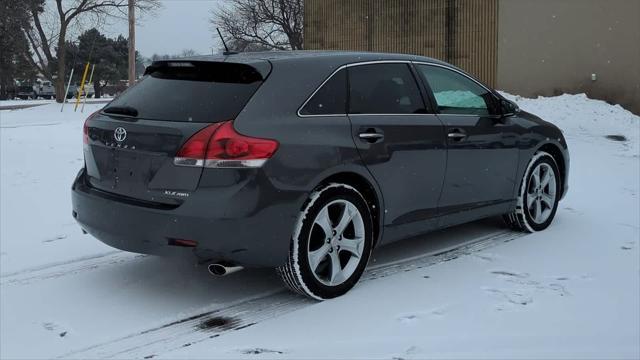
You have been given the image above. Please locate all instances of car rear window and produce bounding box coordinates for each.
[105,62,265,123]
[299,68,347,115]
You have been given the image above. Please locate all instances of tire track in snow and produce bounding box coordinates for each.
[59,229,526,359]
[63,291,313,360]
[0,251,143,286]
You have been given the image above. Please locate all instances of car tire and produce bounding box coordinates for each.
[504,151,561,232]
[277,183,374,300]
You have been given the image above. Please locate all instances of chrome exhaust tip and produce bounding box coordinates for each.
[208,263,244,276]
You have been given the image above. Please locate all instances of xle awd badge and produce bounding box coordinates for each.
[114,127,127,142]
[163,190,190,198]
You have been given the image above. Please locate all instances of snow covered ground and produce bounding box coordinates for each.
[0,97,113,108]
[0,99,57,106]
[0,93,638,359]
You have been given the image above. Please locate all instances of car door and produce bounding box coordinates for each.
[347,62,447,243]
[414,63,520,224]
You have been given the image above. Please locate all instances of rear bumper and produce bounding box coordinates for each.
[71,168,303,267]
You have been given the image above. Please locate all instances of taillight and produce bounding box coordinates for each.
[83,120,89,145]
[83,111,100,145]
[174,121,278,168]
[174,123,222,164]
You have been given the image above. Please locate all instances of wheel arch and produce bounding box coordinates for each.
[313,171,383,247]
[536,142,567,199]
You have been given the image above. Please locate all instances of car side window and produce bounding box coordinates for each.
[417,65,498,116]
[300,68,347,115]
[348,64,426,114]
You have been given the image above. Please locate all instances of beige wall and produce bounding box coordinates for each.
[304,0,500,87]
[497,0,640,114]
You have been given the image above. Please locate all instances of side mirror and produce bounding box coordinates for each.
[500,99,520,117]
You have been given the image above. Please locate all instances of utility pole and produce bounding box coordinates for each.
[128,0,136,86]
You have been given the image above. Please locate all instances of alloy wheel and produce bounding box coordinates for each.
[307,199,365,286]
[526,162,557,224]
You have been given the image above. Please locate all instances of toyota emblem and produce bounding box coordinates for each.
[114,127,127,142]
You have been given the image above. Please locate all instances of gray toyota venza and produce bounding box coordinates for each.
[72,51,569,299]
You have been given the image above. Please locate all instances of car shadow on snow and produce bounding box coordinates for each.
[85,217,510,308]
[370,217,509,266]
[85,250,282,306]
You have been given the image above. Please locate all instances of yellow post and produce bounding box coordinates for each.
[81,64,96,113]
[74,62,90,111]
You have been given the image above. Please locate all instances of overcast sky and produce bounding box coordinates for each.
[105,0,226,58]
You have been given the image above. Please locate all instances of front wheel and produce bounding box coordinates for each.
[505,151,561,232]
[277,183,374,300]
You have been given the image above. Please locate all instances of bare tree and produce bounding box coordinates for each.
[212,0,303,52]
[149,49,199,61]
[180,49,198,57]
[225,38,272,53]
[24,0,159,102]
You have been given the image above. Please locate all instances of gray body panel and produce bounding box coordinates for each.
[72,51,569,267]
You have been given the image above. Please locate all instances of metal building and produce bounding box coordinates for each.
[304,0,640,114]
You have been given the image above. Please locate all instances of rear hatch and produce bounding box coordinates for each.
[83,60,270,206]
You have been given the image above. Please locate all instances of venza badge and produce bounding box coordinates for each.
[114,127,127,142]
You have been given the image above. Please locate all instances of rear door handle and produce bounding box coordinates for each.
[447,129,467,141]
[359,130,384,143]
[447,133,467,140]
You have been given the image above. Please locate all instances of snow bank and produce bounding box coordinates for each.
[502,92,639,152]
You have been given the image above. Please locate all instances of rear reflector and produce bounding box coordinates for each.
[174,121,278,168]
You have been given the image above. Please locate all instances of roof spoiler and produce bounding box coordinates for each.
[143,60,272,81]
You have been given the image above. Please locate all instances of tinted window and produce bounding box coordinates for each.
[300,69,347,115]
[105,62,263,122]
[348,64,426,114]
[417,65,497,116]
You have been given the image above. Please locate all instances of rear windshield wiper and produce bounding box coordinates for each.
[102,105,139,118]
